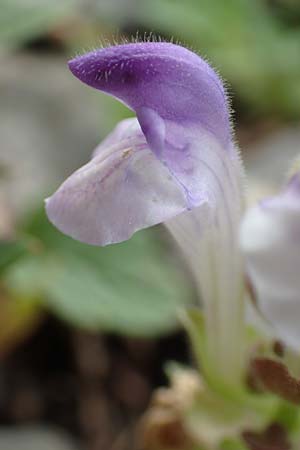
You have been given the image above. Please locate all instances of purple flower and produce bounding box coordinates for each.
[46,43,236,245]
[241,173,300,351]
[46,43,245,383]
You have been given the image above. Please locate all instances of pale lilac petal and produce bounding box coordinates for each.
[46,119,187,245]
[241,174,300,350]
[92,117,138,158]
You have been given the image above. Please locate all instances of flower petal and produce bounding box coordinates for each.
[241,174,300,350]
[46,118,187,245]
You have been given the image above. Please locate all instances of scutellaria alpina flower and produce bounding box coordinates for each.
[46,42,246,384]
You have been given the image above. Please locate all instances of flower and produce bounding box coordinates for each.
[46,42,245,385]
[241,172,300,352]
[46,42,237,245]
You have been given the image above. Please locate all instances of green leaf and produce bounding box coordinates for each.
[0,239,29,274]
[0,0,76,48]
[4,208,193,336]
[220,439,248,450]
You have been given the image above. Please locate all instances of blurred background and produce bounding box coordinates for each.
[0,1,300,449]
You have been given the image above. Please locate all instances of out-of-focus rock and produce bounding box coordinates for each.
[0,52,127,216]
[0,426,79,450]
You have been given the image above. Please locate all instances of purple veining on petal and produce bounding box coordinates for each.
[92,117,141,158]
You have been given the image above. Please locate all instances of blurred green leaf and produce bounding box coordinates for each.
[0,239,29,274]
[3,208,192,336]
[136,0,300,118]
[220,439,248,450]
[0,0,77,48]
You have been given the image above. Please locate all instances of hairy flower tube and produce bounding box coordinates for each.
[46,42,245,385]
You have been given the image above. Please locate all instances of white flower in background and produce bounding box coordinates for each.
[242,171,300,352]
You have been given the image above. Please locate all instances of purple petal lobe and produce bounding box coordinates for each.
[69,43,232,205]
[241,174,300,350]
[68,43,229,143]
[46,119,187,245]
